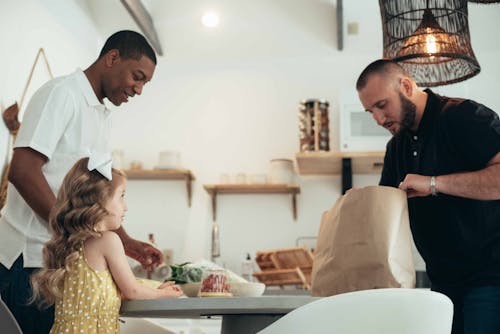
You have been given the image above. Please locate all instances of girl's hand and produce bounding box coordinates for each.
[158,282,183,298]
[159,281,176,288]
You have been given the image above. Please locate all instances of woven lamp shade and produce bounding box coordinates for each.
[379,0,480,87]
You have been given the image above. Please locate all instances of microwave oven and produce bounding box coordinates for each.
[340,100,392,152]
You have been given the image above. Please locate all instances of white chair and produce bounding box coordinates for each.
[120,317,176,334]
[258,288,453,334]
[0,297,22,334]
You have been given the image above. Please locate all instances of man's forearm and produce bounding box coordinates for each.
[437,163,500,200]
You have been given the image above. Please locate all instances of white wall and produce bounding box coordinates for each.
[105,0,390,273]
[0,0,101,177]
[2,0,499,275]
[108,0,500,273]
[0,0,101,109]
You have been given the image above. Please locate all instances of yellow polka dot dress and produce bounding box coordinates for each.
[50,247,121,334]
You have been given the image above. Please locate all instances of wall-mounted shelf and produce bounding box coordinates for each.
[295,151,384,194]
[296,151,384,175]
[203,184,301,221]
[124,168,195,207]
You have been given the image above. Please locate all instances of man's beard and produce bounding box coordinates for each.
[398,92,417,133]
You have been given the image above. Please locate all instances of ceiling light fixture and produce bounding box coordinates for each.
[468,0,500,3]
[201,11,220,28]
[379,0,480,87]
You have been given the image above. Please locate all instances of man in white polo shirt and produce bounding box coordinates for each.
[0,30,163,334]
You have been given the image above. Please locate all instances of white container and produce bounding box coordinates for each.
[235,173,247,184]
[249,174,267,184]
[241,253,254,282]
[158,150,180,169]
[268,159,294,184]
[112,149,124,169]
[220,173,231,184]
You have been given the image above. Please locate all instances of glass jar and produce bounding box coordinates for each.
[198,269,232,297]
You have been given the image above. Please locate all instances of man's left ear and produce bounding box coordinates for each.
[400,77,413,97]
[104,49,121,68]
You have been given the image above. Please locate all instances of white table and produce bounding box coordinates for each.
[121,296,319,334]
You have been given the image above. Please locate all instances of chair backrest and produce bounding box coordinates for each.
[0,297,22,334]
[258,288,453,334]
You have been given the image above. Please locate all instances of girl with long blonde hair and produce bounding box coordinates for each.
[31,157,182,333]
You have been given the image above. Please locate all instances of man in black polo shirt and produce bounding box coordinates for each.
[356,59,500,334]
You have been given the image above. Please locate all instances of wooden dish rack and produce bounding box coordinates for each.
[253,247,314,289]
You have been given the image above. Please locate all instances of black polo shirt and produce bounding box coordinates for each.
[380,89,500,287]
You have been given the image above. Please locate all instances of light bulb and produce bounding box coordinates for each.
[201,11,220,28]
[426,34,437,54]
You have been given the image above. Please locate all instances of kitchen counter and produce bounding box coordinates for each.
[121,295,319,334]
[264,287,311,296]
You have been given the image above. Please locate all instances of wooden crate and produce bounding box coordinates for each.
[254,247,314,289]
[253,268,309,289]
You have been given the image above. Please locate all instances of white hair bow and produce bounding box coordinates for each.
[87,151,113,180]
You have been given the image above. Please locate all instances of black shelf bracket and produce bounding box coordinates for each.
[341,157,352,194]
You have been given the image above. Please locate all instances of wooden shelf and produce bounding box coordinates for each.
[295,151,385,175]
[203,184,301,221]
[123,168,195,207]
[295,151,385,194]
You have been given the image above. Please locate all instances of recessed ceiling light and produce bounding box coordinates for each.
[201,11,219,28]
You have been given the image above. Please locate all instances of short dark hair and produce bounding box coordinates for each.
[356,59,409,91]
[98,30,157,65]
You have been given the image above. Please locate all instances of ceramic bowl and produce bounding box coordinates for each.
[179,282,202,297]
[229,282,266,297]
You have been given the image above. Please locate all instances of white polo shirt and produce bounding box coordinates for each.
[0,69,112,268]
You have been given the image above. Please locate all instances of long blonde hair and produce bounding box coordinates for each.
[31,157,125,308]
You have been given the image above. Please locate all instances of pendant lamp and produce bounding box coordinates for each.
[379,0,480,87]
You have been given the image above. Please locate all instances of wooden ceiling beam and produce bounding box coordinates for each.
[120,0,164,56]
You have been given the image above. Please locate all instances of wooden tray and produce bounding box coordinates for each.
[253,268,309,289]
[254,247,314,288]
[256,247,313,270]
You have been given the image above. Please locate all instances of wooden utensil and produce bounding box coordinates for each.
[0,103,20,210]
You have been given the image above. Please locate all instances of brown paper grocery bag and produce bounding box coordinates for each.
[311,186,415,296]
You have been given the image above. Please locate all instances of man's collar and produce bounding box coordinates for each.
[75,69,109,113]
[404,88,439,137]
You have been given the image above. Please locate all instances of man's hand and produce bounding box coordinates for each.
[123,238,163,271]
[398,174,433,198]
